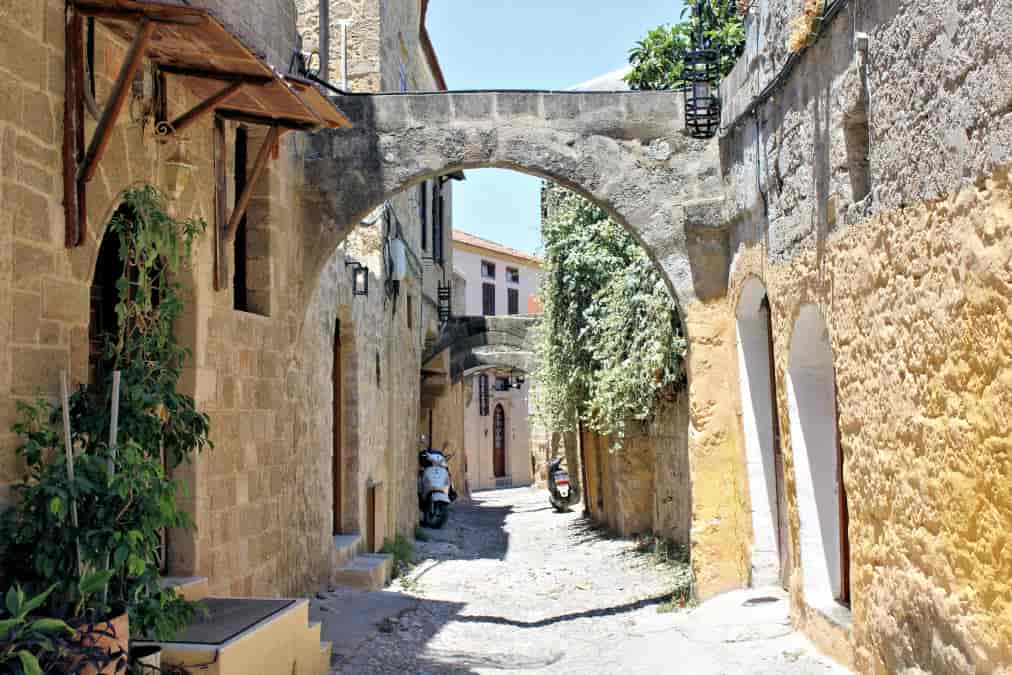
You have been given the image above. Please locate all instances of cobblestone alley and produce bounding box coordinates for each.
[312,488,848,674]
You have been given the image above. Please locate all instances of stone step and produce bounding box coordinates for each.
[140,598,330,675]
[160,576,209,602]
[332,554,394,591]
[332,533,363,571]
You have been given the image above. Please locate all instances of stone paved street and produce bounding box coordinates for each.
[314,487,848,674]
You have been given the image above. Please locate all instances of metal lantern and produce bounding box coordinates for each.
[438,281,452,323]
[683,48,721,139]
[345,261,369,296]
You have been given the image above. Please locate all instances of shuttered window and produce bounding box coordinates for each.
[482,283,496,316]
[508,288,519,315]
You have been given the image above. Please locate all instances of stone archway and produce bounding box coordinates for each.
[301,90,728,321]
[736,277,789,588]
[786,304,851,613]
[299,89,748,598]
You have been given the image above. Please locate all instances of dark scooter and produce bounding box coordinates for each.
[548,457,578,512]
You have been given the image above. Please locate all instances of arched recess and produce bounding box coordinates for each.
[735,277,788,588]
[785,305,851,612]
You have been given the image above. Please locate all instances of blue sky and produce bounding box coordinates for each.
[427,1,683,256]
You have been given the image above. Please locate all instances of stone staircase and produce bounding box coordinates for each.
[143,578,332,675]
[331,534,394,591]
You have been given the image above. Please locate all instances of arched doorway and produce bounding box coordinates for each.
[332,318,344,535]
[89,219,123,383]
[736,278,788,588]
[786,305,851,611]
[493,403,507,479]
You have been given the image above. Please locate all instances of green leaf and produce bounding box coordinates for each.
[79,570,114,596]
[17,651,42,675]
[5,586,21,617]
[28,618,73,635]
[0,618,21,635]
[19,585,55,616]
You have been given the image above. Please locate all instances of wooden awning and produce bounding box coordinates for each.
[64,0,352,249]
[72,0,351,131]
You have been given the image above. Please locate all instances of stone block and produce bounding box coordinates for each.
[11,346,65,395]
[450,93,493,120]
[12,243,54,292]
[43,1,63,49]
[12,292,41,344]
[16,134,58,170]
[0,76,24,126]
[7,182,52,243]
[542,94,581,122]
[1,28,45,89]
[496,92,540,118]
[22,89,56,145]
[42,278,87,322]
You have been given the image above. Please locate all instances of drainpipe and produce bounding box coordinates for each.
[339,20,351,90]
[319,0,329,82]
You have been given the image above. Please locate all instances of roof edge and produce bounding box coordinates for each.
[419,0,448,91]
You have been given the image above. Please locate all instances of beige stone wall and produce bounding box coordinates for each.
[0,0,447,600]
[727,173,1011,673]
[578,402,690,541]
[462,373,535,492]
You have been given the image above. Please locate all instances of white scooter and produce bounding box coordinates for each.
[418,437,456,529]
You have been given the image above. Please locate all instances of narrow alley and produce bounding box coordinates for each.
[312,488,845,674]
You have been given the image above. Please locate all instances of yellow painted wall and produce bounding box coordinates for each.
[728,171,1011,672]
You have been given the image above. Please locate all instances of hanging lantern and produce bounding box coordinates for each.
[438,281,452,323]
[683,48,721,139]
[345,261,369,296]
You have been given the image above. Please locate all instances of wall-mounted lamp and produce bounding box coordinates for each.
[156,123,195,200]
[512,375,526,390]
[346,261,369,296]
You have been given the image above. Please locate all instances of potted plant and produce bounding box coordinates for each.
[0,187,210,661]
[0,584,125,675]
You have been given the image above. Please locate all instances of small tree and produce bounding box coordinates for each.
[625,0,745,91]
[532,188,686,448]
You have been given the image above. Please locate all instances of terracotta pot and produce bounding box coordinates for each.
[75,612,129,675]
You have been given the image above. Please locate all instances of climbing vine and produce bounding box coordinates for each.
[532,187,686,448]
[0,186,210,640]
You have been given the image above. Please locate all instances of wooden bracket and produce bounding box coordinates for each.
[65,13,153,246]
[168,80,243,135]
[214,122,280,290]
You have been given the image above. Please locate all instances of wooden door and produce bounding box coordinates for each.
[332,320,343,535]
[836,381,852,606]
[762,296,790,589]
[493,404,506,478]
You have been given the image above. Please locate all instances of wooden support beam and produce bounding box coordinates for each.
[78,18,154,184]
[225,125,279,246]
[169,80,243,134]
[64,8,87,247]
[215,108,317,131]
[159,65,272,86]
[213,116,229,291]
[74,6,204,25]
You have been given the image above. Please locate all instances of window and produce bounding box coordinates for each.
[506,267,519,284]
[495,377,510,392]
[419,181,428,250]
[432,180,445,265]
[481,260,496,279]
[482,283,496,316]
[478,374,490,416]
[233,126,249,311]
[508,288,519,315]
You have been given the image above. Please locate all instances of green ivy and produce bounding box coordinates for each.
[532,188,686,448]
[0,186,210,641]
[625,0,745,91]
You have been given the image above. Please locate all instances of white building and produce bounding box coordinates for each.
[452,230,542,490]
